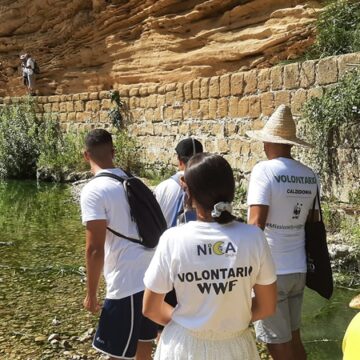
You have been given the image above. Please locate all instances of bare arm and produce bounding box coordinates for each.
[83,219,107,314]
[251,281,277,322]
[143,288,174,326]
[248,205,269,230]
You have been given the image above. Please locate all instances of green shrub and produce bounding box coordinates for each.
[113,130,143,174]
[36,120,87,180]
[0,100,41,179]
[302,68,360,174]
[307,0,360,58]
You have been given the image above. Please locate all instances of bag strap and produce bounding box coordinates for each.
[170,191,185,227]
[310,186,323,223]
[93,171,141,243]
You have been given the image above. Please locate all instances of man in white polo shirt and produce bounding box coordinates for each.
[246,105,318,360]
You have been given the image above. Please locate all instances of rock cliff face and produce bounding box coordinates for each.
[0,0,321,96]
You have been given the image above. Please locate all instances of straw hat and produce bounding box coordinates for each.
[349,294,360,309]
[246,104,313,147]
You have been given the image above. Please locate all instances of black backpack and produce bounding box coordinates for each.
[95,172,167,248]
[33,60,40,74]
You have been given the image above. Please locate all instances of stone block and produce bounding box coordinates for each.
[157,95,165,107]
[270,66,283,90]
[220,74,230,97]
[139,96,147,108]
[284,63,300,89]
[337,53,360,78]
[307,87,324,99]
[190,100,200,118]
[101,98,112,110]
[173,108,183,121]
[229,138,242,153]
[248,96,261,118]
[176,83,184,102]
[119,88,129,97]
[183,102,191,120]
[274,91,290,107]
[291,89,307,115]
[216,138,229,154]
[59,102,67,112]
[238,97,249,117]
[79,93,89,101]
[199,100,209,120]
[209,76,220,98]
[179,123,190,135]
[67,112,76,121]
[147,94,157,108]
[129,96,139,109]
[3,97,11,104]
[89,92,99,100]
[204,139,216,153]
[258,69,271,92]
[52,102,60,112]
[200,78,209,99]
[225,122,238,136]
[317,57,338,85]
[153,108,161,122]
[74,100,85,112]
[192,79,201,99]
[260,92,274,116]
[91,100,101,112]
[148,85,158,94]
[165,91,175,105]
[300,60,316,88]
[144,108,154,122]
[218,98,228,118]
[243,70,257,94]
[231,73,244,96]
[72,94,80,101]
[139,87,148,97]
[60,95,67,102]
[164,106,174,120]
[229,97,239,118]
[129,88,139,97]
[210,123,224,136]
[99,91,110,99]
[99,111,109,123]
[48,95,60,103]
[58,112,67,122]
[158,85,166,95]
[184,81,192,100]
[209,98,217,119]
[166,83,177,92]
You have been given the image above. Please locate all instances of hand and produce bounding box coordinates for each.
[83,294,101,314]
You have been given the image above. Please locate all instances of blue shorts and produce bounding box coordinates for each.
[93,291,158,359]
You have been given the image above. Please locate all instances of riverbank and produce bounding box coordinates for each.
[0,180,359,360]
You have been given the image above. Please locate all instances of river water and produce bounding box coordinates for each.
[0,180,358,359]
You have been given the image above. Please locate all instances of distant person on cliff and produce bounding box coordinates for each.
[246,104,318,360]
[80,129,157,360]
[143,153,277,360]
[21,54,37,96]
[154,137,203,228]
[19,54,28,88]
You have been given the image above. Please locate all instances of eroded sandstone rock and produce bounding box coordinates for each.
[0,0,321,96]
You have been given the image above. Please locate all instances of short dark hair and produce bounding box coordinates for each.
[85,129,113,161]
[175,138,203,164]
[184,153,236,224]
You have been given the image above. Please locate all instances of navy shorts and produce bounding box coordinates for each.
[93,291,158,359]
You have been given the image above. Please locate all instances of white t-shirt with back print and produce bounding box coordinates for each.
[144,221,276,333]
[247,157,318,275]
[80,168,155,300]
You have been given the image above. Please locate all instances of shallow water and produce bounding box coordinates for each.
[0,180,358,359]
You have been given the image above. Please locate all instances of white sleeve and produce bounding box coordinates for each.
[247,163,271,206]
[80,185,107,224]
[144,233,173,294]
[255,232,276,285]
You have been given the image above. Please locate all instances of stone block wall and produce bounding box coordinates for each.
[1,52,359,201]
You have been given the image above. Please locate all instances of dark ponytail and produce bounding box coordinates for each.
[184,153,236,224]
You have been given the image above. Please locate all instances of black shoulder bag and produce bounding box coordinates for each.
[305,188,333,299]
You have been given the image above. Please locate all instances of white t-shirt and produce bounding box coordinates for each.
[247,157,318,275]
[154,172,184,227]
[25,58,34,75]
[80,168,155,300]
[144,221,276,333]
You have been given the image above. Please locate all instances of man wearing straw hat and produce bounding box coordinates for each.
[246,104,318,360]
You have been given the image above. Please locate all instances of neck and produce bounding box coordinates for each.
[90,161,115,174]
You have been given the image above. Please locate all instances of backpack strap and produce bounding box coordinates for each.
[93,171,141,243]
[170,191,185,227]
